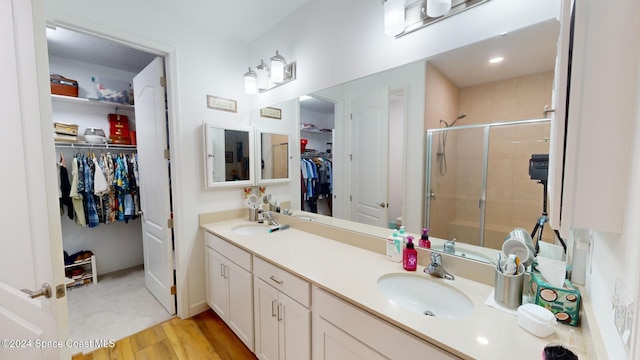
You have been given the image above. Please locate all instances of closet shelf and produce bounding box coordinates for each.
[51,94,134,111]
[55,142,137,150]
[300,128,332,134]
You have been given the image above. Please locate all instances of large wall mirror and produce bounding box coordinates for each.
[257,130,291,184]
[204,122,254,188]
[286,18,561,263]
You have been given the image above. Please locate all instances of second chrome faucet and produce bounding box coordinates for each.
[424,252,455,280]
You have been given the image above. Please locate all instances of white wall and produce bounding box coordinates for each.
[563,1,640,358]
[45,0,253,317]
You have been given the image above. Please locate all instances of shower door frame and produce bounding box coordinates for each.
[425,118,551,247]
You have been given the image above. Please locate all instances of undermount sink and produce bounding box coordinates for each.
[431,247,494,263]
[377,273,474,319]
[231,224,269,235]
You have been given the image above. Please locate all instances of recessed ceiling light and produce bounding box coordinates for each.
[299,95,312,101]
[489,57,504,64]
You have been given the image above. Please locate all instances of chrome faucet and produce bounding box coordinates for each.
[443,238,456,255]
[263,211,280,226]
[424,252,455,280]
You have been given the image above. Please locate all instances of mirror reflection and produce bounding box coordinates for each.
[259,132,290,182]
[204,124,253,188]
[289,19,560,263]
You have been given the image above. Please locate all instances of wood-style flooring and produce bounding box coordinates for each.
[72,309,257,360]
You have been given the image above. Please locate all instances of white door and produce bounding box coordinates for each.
[0,0,69,358]
[134,57,176,314]
[349,85,389,227]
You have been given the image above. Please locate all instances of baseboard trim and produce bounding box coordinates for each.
[188,301,209,318]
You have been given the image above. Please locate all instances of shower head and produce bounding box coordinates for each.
[440,113,468,128]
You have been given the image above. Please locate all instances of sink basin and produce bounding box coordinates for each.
[377,273,474,319]
[431,247,493,263]
[231,224,269,235]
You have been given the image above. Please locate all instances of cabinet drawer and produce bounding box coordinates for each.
[253,256,310,307]
[205,232,252,271]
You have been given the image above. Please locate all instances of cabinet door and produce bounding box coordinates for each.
[227,259,254,351]
[206,247,228,320]
[279,292,310,360]
[312,316,386,360]
[254,278,279,360]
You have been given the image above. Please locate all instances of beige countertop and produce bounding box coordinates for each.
[201,218,587,360]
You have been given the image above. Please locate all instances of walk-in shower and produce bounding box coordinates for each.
[425,118,551,250]
[437,114,467,175]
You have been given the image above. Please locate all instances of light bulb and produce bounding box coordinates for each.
[270,51,286,83]
[384,0,405,36]
[244,67,257,95]
[426,0,451,18]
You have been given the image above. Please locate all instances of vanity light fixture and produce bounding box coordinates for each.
[244,51,296,95]
[426,0,452,17]
[385,0,491,38]
[244,67,257,95]
[384,0,405,36]
[489,56,504,64]
[256,60,270,90]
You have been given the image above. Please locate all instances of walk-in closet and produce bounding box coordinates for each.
[299,96,335,216]
[47,27,175,354]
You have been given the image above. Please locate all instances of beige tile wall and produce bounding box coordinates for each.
[426,68,555,249]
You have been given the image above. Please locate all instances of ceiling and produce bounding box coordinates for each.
[46,0,310,73]
[301,19,560,115]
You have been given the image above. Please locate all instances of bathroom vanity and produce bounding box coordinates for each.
[201,214,590,359]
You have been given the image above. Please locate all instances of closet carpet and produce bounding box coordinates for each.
[67,266,174,355]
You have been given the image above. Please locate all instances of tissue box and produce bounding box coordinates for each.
[529,271,581,326]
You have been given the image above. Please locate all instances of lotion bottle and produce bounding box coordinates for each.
[403,236,417,271]
[419,228,431,249]
[386,230,402,262]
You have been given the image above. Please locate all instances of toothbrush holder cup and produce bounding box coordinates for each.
[494,261,526,309]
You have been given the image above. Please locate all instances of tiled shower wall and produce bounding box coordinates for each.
[426,65,554,250]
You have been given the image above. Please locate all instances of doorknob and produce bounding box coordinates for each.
[376,202,388,208]
[21,283,52,299]
[136,210,144,216]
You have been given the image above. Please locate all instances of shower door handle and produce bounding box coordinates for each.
[429,190,436,200]
[478,197,485,209]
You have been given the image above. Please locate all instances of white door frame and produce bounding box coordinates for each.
[43,17,188,318]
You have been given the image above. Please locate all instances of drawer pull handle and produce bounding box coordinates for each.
[269,275,283,285]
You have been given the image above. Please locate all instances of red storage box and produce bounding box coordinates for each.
[108,114,130,137]
[50,74,78,97]
[300,138,308,153]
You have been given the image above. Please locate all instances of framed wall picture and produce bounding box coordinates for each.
[225,151,233,163]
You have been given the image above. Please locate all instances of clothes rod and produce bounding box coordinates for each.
[54,142,137,150]
[300,152,331,159]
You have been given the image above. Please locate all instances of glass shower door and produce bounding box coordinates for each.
[426,126,486,248]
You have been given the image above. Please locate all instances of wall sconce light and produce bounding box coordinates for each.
[426,0,452,17]
[384,0,405,36]
[244,50,296,95]
[384,0,490,38]
[244,67,257,95]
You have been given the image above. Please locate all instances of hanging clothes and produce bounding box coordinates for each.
[69,157,86,227]
[59,161,74,220]
[83,156,100,228]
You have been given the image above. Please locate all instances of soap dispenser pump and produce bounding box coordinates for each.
[403,236,417,271]
[419,228,431,249]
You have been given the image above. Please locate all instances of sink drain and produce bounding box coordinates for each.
[423,310,435,317]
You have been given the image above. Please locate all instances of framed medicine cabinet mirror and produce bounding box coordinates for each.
[204,122,255,188]
[256,130,291,184]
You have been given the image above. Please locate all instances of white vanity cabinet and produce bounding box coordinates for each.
[205,232,254,351]
[312,286,458,360]
[253,257,311,360]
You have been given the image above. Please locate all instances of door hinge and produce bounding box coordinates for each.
[167,218,174,228]
[170,285,176,295]
[350,195,352,202]
[160,77,167,87]
[164,149,170,160]
[350,113,353,120]
[349,154,353,161]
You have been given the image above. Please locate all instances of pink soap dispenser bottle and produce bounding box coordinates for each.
[403,236,418,271]
[419,228,431,249]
